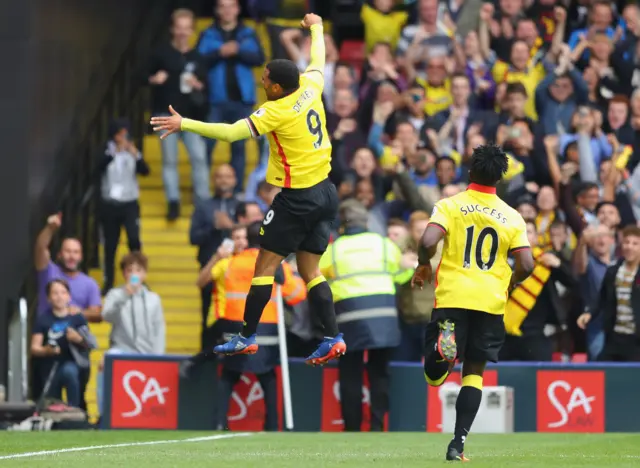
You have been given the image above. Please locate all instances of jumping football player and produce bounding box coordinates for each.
[151,13,345,365]
[411,144,534,462]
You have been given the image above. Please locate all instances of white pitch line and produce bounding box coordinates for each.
[0,432,253,460]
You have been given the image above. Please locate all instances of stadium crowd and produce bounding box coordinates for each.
[30,0,640,425]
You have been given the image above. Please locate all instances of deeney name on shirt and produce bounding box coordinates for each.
[293,90,314,113]
[460,204,508,224]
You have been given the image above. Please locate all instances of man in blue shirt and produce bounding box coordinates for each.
[568,1,616,61]
[197,0,265,190]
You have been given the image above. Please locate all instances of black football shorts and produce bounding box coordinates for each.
[424,308,506,363]
[259,178,338,257]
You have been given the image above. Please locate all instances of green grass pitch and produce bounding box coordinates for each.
[0,431,638,467]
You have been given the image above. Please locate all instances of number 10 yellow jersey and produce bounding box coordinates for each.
[246,72,331,189]
[428,183,530,315]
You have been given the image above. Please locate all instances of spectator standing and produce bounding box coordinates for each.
[394,211,439,362]
[31,279,97,409]
[573,224,616,360]
[567,1,616,61]
[503,221,576,361]
[396,0,454,70]
[360,0,409,53]
[578,226,640,361]
[190,164,239,344]
[99,118,149,294]
[96,252,166,416]
[34,214,102,321]
[319,200,405,431]
[148,8,210,221]
[197,0,265,189]
[535,49,589,136]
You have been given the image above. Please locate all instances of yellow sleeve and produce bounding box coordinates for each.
[361,3,373,22]
[448,150,462,167]
[615,146,633,170]
[246,104,282,137]
[504,153,524,181]
[428,201,451,233]
[492,61,508,83]
[211,258,231,281]
[319,245,335,279]
[305,24,325,90]
[181,118,252,142]
[379,145,400,169]
[509,214,531,253]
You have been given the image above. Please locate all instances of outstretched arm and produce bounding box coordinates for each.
[151,105,252,142]
[181,118,252,143]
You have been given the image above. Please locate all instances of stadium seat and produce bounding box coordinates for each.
[571,353,587,363]
[339,40,366,70]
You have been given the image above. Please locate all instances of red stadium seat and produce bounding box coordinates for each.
[339,40,366,69]
[571,353,587,363]
[551,352,563,362]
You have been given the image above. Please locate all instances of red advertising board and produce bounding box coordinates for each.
[226,366,284,431]
[110,360,180,429]
[426,370,498,432]
[320,367,388,431]
[536,370,605,432]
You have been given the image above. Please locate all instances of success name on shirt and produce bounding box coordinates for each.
[459,205,508,224]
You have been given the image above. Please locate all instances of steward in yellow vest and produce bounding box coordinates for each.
[319,199,409,431]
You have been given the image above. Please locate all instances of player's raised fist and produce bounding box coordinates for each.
[300,13,322,29]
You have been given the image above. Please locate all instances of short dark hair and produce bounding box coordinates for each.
[120,251,148,272]
[436,156,456,168]
[266,59,300,92]
[622,225,640,239]
[469,144,509,186]
[46,279,70,296]
[231,224,247,235]
[387,218,407,229]
[550,219,566,231]
[525,219,537,231]
[236,201,260,220]
[247,221,262,248]
[577,181,599,197]
[506,82,528,98]
[596,201,618,215]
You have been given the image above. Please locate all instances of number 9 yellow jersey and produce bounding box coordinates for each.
[428,183,530,315]
[245,71,331,189]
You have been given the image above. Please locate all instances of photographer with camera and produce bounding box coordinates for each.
[98,118,150,294]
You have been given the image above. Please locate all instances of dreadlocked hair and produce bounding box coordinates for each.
[469,143,509,186]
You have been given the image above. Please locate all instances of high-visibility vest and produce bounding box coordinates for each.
[217,248,307,345]
[320,232,403,351]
